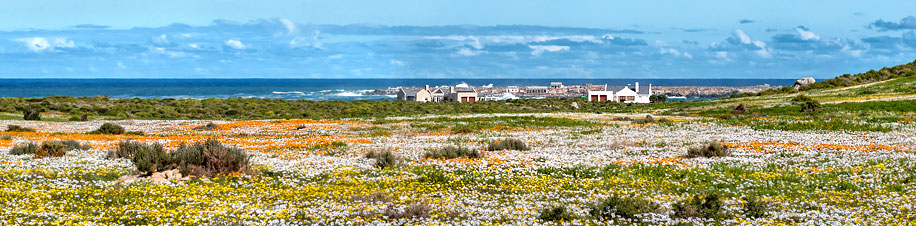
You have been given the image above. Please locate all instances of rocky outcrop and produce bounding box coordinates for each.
[792,77,816,89]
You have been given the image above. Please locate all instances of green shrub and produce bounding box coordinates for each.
[589,196,661,220]
[800,100,823,113]
[173,139,250,176]
[90,123,126,135]
[0,135,11,140]
[686,142,730,158]
[68,115,80,121]
[731,104,748,115]
[9,142,38,155]
[365,150,401,169]
[23,108,41,121]
[790,95,814,104]
[539,205,574,222]
[60,140,92,151]
[128,141,170,173]
[110,139,146,159]
[126,131,145,136]
[743,196,770,218]
[635,115,657,124]
[672,193,729,219]
[194,122,220,130]
[486,138,529,151]
[6,125,35,132]
[35,141,68,158]
[424,146,480,159]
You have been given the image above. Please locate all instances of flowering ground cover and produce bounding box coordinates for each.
[1,112,916,225]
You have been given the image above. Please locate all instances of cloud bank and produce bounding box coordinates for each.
[0,18,915,78]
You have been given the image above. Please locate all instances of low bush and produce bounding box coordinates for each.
[672,193,729,219]
[731,104,748,115]
[23,108,41,121]
[589,196,661,220]
[89,123,126,135]
[383,201,432,219]
[110,139,149,159]
[790,95,814,104]
[800,100,823,113]
[35,141,68,158]
[9,142,38,155]
[539,205,574,222]
[60,140,92,151]
[635,115,657,124]
[686,142,730,158]
[0,135,11,140]
[173,139,250,176]
[424,146,480,159]
[127,141,170,173]
[6,125,35,132]
[365,150,401,169]
[743,196,770,218]
[194,122,220,130]
[486,138,529,151]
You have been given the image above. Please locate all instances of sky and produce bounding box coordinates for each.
[1,0,916,78]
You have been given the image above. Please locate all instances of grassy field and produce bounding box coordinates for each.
[1,110,915,225]
[2,61,916,225]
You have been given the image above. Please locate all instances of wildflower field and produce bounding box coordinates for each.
[2,111,916,225]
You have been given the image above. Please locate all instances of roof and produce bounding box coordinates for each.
[607,84,650,95]
[400,88,427,96]
[527,86,549,89]
[453,87,476,92]
[550,82,563,85]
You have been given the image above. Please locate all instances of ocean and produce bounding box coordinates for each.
[0,79,795,101]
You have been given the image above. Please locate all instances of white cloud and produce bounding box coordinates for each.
[389,59,405,66]
[224,39,246,49]
[715,51,729,60]
[53,38,75,48]
[734,29,752,44]
[152,34,168,45]
[327,54,344,59]
[17,37,52,51]
[188,43,199,49]
[795,27,821,40]
[117,62,127,69]
[660,47,692,59]
[529,45,570,56]
[280,18,297,34]
[456,48,487,56]
[751,40,771,58]
[289,30,323,49]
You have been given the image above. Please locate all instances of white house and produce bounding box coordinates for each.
[507,86,519,93]
[586,82,652,103]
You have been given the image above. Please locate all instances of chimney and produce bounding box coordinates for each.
[648,84,652,94]
[425,85,429,91]
[449,86,454,94]
[635,82,639,93]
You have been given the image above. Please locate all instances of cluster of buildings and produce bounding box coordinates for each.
[396,85,480,103]
[397,82,653,103]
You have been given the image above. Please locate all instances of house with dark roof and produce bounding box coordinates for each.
[397,87,432,102]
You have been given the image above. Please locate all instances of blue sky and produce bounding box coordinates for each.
[1,0,916,78]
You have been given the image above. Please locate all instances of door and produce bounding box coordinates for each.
[461,97,468,102]
[590,95,598,101]
[469,97,476,102]
[599,95,607,101]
